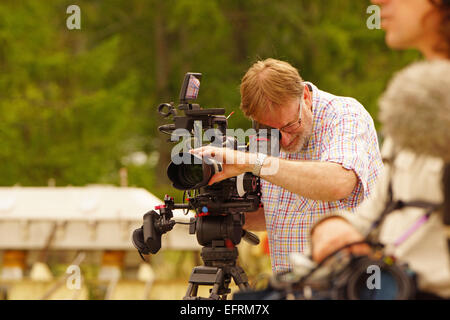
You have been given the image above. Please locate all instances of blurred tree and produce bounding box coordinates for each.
[0,0,420,199]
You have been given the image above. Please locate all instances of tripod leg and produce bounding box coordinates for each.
[184,266,224,300]
[184,282,198,299]
[208,268,225,300]
[237,282,250,291]
[213,272,232,300]
[230,265,250,291]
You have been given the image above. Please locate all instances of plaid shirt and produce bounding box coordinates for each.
[261,82,383,273]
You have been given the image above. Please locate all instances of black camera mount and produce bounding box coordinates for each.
[132,193,261,300]
[132,72,269,299]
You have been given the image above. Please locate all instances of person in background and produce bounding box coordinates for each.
[309,0,450,299]
[373,0,449,60]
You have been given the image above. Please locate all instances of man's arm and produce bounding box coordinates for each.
[310,216,369,262]
[260,157,358,201]
[190,147,358,202]
[309,140,394,262]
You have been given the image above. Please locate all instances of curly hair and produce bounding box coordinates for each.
[430,0,450,57]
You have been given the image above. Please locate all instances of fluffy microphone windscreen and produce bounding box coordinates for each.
[379,60,450,162]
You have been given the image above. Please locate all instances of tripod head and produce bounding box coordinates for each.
[132,193,261,258]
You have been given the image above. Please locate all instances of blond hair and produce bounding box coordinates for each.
[239,58,304,118]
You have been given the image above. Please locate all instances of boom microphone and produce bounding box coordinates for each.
[378,60,450,162]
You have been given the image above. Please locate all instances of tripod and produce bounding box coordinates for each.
[183,240,250,300]
[132,199,260,300]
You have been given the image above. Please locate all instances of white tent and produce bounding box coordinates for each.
[0,186,200,251]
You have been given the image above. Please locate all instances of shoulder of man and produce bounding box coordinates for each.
[307,82,375,126]
[307,82,365,113]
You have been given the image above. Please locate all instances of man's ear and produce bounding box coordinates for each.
[303,84,313,111]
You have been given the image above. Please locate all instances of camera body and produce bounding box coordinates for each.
[233,253,417,300]
[133,72,269,258]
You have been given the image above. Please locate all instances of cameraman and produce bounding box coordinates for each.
[191,58,383,273]
[310,0,450,299]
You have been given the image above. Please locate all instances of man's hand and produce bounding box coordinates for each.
[311,217,371,262]
[190,146,255,185]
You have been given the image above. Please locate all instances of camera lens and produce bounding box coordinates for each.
[350,269,399,300]
[345,257,415,300]
[179,163,205,186]
[167,153,219,190]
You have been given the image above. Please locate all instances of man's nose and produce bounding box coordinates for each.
[280,132,294,147]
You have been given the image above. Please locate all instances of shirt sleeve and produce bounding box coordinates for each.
[319,107,375,208]
[310,138,403,237]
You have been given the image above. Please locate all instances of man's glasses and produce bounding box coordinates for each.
[279,99,303,134]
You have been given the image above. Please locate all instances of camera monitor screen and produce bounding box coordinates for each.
[185,75,200,100]
[179,73,202,102]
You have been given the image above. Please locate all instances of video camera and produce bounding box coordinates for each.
[233,242,417,300]
[132,73,277,299]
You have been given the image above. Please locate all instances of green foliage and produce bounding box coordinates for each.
[0,0,420,198]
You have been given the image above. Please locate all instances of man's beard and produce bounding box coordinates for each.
[281,121,313,154]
